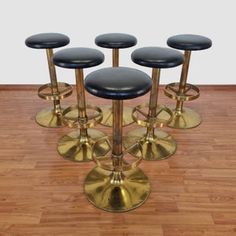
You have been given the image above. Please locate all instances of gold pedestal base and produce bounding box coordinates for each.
[57,129,110,162]
[165,106,201,129]
[84,166,150,212]
[124,128,176,161]
[35,107,64,128]
[100,105,134,127]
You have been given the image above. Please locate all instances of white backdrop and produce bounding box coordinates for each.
[0,0,235,84]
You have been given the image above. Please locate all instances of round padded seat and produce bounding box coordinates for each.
[25,33,70,49]
[53,47,104,69]
[131,47,184,68]
[167,34,212,51]
[95,33,137,49]
[85,67,152,100]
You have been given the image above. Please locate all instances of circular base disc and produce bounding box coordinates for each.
[100,105,134,127]
[124,128,177,161]
[57,129,110,162]
[164,106,201,129]
[35,107,64,128]
[84,166,150,212]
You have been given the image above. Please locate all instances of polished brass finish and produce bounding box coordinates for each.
[84,166,150,212]
[162,105,201,129]
[38,82,73,101]
[58,129,110,162]
[91,138,143,172]
[124,68,176,161]
[100,105,134,127]
[46,49,61,115]
[112,48,119,67]
[124,128,176,161]
[92,101,142,172]
[35,107,64,128]
[164,50,201,129]
[35,49,73,128]
[62,105,102,128]
[100,49,134,127]
[178,51,191,92]
[112,100,123,157]
[132,104,172,128]
[58,69,110,162]
[85,100,150,212]
[164,82,200,102]
[132,69,173,128]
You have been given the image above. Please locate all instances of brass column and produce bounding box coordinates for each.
[175,51,191,112]
[164,50,201,129]
[112,100,123,171]
[145,68,160,140]
[75,69,88,138]
[112,48,119,67]
[46,48,62,114]
[111,49,119,125]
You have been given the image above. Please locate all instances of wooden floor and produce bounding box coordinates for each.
[0,85,236,236]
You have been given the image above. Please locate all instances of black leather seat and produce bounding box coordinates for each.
[85,67,152,100]
[131,47,184,68]
[25,33,70,49]
[53,47,104,69]
[95,33,137,49]
[167,34,212,51]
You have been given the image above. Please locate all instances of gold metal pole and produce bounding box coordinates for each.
[46,49,61,113]
[146,68,161,139]
[175,50,191,112]
[112,48,119,67]
[111,48,119,123]
[112,100,123,171]
[148,68,160,117]
[75,69,88,137]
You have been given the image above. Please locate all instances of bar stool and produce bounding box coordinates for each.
[84,67,152,212]
[164,34,212,129]
[53,47,110,162]
[124,47,184,160]
[25,33,73,128]
[95,33,137,127]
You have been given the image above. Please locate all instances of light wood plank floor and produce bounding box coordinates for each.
[0,85,236,236]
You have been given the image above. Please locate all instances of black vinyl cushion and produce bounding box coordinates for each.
[25,33,70,49]
[53,47,104,69]
[85,67,152,100]
[167,34,212,51]
[95,33,137,49]
[131,47,184,69]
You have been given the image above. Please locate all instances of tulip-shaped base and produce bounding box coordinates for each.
[35,107,64,128]
[84,166,150,212]
[57,129,110,162]
[124,128,176,161]
[166,106,201,129]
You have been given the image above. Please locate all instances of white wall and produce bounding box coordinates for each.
[0,0,235,84]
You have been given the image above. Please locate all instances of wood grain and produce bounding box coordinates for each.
[0,85,236,236]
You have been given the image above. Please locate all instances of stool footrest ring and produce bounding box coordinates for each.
[164,82,200,102]
[62,104,103,128]
[92,137,143,172]
[38,82,73,101]
[132,103,173,128]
